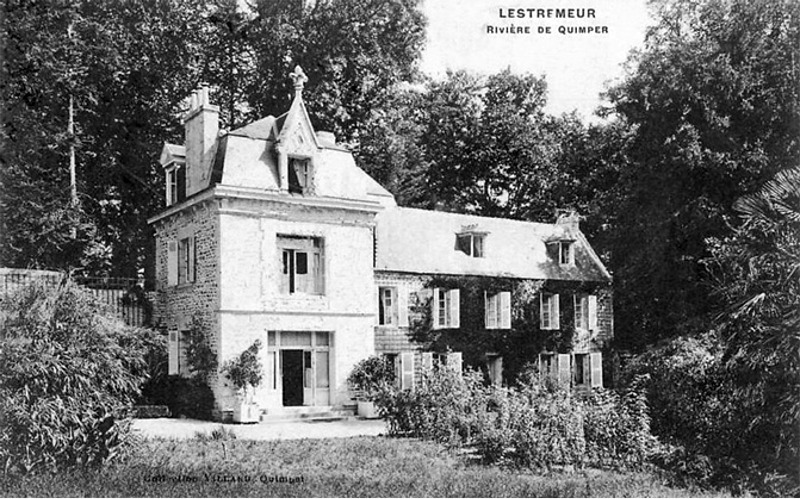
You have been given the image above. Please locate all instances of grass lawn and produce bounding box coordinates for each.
[1,435,723,497]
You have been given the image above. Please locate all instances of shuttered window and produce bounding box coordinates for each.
[432,288,460,329]
[574,294,599,331]
[485,291,512,329]
[278,236,324,295]
[540,292,560,330]
[399,352,415,391]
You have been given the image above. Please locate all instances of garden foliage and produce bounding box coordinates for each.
[347,355,396,401]
[0,281,150,473]
[375,366,657,470]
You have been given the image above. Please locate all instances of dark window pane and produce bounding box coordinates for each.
[296,252,308,274]
[456,234,471,255]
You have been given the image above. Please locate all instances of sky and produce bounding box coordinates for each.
[419,0,653,120]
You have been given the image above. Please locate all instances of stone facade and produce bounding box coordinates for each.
[150,72,616,420]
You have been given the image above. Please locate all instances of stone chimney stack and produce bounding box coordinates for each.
[183,85,219,197]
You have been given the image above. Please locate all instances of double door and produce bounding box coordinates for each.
[281,348,330,406]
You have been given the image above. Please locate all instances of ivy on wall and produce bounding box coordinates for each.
[408,275,608,385]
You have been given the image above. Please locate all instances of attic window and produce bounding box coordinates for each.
[559,241,574,266]
[456,232,485,258]
[288,157,311,194]
[166,164,186,206]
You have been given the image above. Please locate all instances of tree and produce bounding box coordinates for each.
[603,0,800,349]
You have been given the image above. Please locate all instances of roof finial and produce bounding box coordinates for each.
[289,65,308,96]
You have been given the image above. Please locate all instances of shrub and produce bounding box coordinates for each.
[347,355,396,401]
[374,366,491,445]
[582,382,659,469]
[222,340,263,397]
[0,280,148,473]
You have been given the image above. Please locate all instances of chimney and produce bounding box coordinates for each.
[183,85,219,197]
[555,208,581,232]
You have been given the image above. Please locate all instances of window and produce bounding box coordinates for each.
[177,237,195,285]
[288,157,311,194]
[421,351,463,374]
[539,292,560,330]
[575,352,603,388]
[278,236,324,295]
[166,164,186,206]
[456,233,485,257]
[559,241,574,266]
[485,291,511,329]
[168,236,195,286]
[574,294,598,331]
[431,288,460,329]
[379,287,396,325]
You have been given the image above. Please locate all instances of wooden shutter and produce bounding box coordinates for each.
[167,241,178,287]
[539,294,548,329]
[499,291,511,329]
[448,289,460,328]
[398,287,409,327]
[421,352,433,372]
[188,236,196,282]
[552,294,561,329]
[168,330,179,375]
[588,295,598,331]
[400,352,415,390]
[431,287,441,330]
[590,352,603,388]
[448,352,463,373]
[557,353,571,387]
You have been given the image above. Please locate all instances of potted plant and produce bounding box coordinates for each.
[222,340,263,423]
[347,355,396,418]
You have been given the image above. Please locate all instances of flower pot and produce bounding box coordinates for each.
[233,400,260,424]
[357,400,379,419]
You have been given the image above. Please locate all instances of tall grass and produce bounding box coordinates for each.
[1,436,725,497]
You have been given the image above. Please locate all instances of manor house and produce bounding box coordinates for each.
[148,67,613,420]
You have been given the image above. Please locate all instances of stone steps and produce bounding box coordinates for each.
[259,405,358,423]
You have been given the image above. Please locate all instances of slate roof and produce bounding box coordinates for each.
[375,207,611,282]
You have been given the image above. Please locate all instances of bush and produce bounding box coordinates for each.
[222,340,263,395]
[375,366,491,445]
[0,280,148,473]
[377,364,660,472]
[347,355,396,401]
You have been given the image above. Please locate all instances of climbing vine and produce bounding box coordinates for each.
[408,275,605,385]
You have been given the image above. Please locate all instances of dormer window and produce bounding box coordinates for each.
[165,163,186,206]
[456,232,485,258]
[288,157,311,194]
[559,241,574,266]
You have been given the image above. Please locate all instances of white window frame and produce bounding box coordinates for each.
[574,293,598,331]
[177,236,195,285]
[432,288,460,329]
[456,232,486,258]
[379,286,397,326]
[288,156,312,194]
[539,292,560,330]
[278,236,324,295]
[485,291,511,329]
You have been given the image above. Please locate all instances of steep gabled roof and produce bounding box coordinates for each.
[228,117,279,140]
[375,207,611,282]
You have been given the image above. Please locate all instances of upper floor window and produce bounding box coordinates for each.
[574,293,598,331]
[539,292,560,330]
[288,157,311,194]
[177,236,195,285]
[379,287,396,325]
[278,235,324,295]
[166,164,186,206]
[432,288,460,329]
[456,232,485,257]
[485,291,511,329]
[167,235,195,287]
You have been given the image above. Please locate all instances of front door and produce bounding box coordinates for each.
[282,350,304,406]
